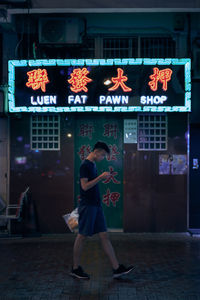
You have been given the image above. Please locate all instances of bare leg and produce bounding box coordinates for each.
[99,232,119,270]
[73,233,86,269]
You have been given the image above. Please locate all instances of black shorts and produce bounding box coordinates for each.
[78,205,107,237]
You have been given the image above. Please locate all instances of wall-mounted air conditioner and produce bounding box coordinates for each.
[39,17,83,44]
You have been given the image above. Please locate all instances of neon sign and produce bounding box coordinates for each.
[140,95,167,105]
[68,67,92,93]
[26,68,49,92]
[8,58,191,113]
[99,95,129,105]
[31,95,57,105]
[148,67,173,91]
[68,95,87,105]
[108,68,132,92]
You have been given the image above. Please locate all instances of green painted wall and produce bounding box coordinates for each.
[74,116,123,228]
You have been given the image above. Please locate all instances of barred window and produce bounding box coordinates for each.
[103,37,138,58]
[81,38,95,58]
[137,114,168,151]
[102,36,176,58]
[140,37,176,58]
[31,115,60,151]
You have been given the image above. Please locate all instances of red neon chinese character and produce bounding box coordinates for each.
[103,166,120,184]
[103,189,120,207]
[78,145,91,161]
[107,144,120,161]
[79,124,94,140]
[103,123,118,139]
[108,68,132,92]
[26,69,49,92]
[68,68,92,93]
[148,67,173,91]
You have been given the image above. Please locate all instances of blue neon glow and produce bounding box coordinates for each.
[12,60,27,67]
[156,59,172,65]
[100,59,114,65]
[71,59,85,66]
[85,59,100,66]
[8,58,191,113]
[143,59,161,65]
[57,59,71,66]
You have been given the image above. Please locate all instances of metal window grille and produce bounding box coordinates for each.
[137,114,168,151]
[81,38,95,58]
[31,115,60,150]
[140,37,176,58]
[103,37,138,58]
[101,36,175,58]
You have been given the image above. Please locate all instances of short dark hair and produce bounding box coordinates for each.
[93,141,110,154]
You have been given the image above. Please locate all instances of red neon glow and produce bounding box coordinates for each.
[148,67,173,91]
[26,69,49,92]
[108,68,132,92]
[68,68,92,93]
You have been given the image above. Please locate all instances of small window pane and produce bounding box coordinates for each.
[138,114,167,151]
[31,115,60,151]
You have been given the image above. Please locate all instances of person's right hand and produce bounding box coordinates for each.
[100,172,110,180]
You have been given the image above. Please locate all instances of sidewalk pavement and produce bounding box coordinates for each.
[0,232,200,300]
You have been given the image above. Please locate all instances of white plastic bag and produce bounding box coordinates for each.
[62,208,79,232]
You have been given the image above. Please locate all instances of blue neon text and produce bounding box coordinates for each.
[31,95,57,105]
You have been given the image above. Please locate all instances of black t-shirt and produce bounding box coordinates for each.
[79,159,101,206]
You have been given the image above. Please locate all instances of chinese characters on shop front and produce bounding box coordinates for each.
[76,121,121,208]
[68,67,92,93]
[103,189,120,207]
[108,68,132,92]
[148,67,173,91]
[26,69,49,92]
[25,67,173,107]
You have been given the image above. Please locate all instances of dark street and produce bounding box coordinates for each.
[0,233,200,299]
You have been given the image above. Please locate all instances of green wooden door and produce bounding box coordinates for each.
[74,116,123,229]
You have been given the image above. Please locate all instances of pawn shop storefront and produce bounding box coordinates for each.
[8,58,191,233]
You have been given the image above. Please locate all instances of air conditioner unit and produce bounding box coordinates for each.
[39,17,83,44]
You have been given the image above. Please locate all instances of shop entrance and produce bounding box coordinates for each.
[74,115,123,229]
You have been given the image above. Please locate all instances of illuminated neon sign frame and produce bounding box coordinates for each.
[8,58,191,113]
